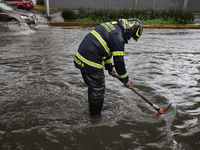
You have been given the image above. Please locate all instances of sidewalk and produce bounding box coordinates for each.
[34,8,200,29]
[194,12,200,24]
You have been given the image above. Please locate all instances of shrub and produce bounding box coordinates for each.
[37,0,44,5]
[61,8,77,21]
[61,6,195,24]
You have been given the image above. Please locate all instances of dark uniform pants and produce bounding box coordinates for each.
[81,71,105,116]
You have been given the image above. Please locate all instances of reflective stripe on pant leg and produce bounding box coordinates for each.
[81,71,105,116]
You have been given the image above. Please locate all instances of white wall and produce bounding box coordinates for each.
[49,0,200,11]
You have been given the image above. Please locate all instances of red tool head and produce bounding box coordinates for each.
[154,103,172,116]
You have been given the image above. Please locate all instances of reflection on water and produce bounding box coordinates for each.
[0,23,200,149]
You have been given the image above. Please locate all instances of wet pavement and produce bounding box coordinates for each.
[50,12,64,22]
[0,18,200,149]
[194,12,200,24]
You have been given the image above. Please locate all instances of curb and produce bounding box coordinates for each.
[47,21,200,29]
[47,22,100,27]
[143,24,200,29]
[33,7,58,11]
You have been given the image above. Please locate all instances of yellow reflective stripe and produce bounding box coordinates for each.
[91,30,110,55]
[113,51,124,56]
[136,28,140,37]
[76,52,104,69]
[104,59,112,64]
[126,20,136,27]
[129,21,136,27]
[119,73,128,79]
[111,21,117,24]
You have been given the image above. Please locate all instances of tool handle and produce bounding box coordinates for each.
[116,75,160,111]
[130,87,153,106]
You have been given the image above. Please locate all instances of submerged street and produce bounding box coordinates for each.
[0,22,200,149]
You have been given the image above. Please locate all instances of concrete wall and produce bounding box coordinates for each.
[49,0,200,11]
[49,0,135,9]
[187,0,200,11]
[136,0,184,10]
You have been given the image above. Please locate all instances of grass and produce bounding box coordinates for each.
[34,5,45,8]
[143,19,195,24]
[74,18,175,24]
[143,18,178,24]
[64,17,195,24]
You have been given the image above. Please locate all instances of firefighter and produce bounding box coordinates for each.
[74,18,143,116]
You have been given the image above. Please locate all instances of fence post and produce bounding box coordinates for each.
[183,0,188,10]
[152,0,156,19]
[135,0,138,8]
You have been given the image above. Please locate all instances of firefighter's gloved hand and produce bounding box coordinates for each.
[109,69,116,78]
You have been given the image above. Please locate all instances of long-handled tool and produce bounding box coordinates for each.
[116,75,172,116]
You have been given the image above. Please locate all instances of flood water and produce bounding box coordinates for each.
[0,22,200,150]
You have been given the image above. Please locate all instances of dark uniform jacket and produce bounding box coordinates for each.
[74,20,129,83]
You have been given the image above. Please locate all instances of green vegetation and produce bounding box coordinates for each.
[61,6,195,24]
[36,0,44,5]
[34,5,44,8]
[61,8,77,20]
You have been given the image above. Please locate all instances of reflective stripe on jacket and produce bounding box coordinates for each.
[74,20,129,83]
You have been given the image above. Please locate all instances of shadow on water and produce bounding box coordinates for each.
[0,22,200,149]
